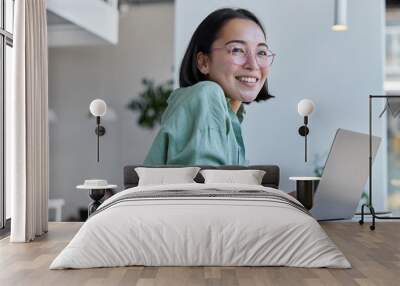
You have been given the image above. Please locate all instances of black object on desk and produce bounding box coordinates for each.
[88,189,106,215]
[87,189,116,215]
[289,177,321,210]
[77,180,117,216]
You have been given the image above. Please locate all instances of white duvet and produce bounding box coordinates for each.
[50,183,351,269]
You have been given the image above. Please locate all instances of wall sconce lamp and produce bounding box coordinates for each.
[332,0,348,31]
[298,99,315,162]
[89,99,107,162]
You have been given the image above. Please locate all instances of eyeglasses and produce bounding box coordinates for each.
[211,43,276,68]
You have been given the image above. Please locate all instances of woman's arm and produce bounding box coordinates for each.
[143,130,169,165]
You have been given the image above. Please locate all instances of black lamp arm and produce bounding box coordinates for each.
[298,116,310,162]
[94,116,106,162]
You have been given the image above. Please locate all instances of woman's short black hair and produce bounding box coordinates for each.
[179,8,274,103]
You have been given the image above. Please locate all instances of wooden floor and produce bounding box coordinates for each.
[0,222,399,286]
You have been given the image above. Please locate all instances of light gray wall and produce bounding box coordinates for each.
[49,0,387,219]
[48,3,174,220]
[175,0,387,209]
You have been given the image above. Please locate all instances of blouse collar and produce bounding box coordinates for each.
[225,97,246,123]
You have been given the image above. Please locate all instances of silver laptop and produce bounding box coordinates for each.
[310,129,381,221]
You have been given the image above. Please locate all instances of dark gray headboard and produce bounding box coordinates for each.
[123,165,280,189]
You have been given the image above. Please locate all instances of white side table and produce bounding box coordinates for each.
[77,181,117,216]
[289,177,321,210]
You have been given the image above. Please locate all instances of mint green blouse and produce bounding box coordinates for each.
[143,81,247,166]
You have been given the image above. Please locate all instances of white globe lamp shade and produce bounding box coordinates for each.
[90,99,107,117]
[298,99,315,117]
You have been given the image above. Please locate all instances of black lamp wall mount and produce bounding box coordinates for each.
[298,116,310,162]
[95,116,106,162]
[95,116,106,136]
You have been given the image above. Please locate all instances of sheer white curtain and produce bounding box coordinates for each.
[7,0,49,242]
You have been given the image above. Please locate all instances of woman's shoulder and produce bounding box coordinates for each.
[162,81,228,127]
[190,80,224,95]
[172,81,226,107]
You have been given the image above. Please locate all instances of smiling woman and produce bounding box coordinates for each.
[144,8,275,166]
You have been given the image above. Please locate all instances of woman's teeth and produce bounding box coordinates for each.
[236,76,258,83]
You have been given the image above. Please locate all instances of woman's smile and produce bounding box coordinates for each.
[235,75,260,88]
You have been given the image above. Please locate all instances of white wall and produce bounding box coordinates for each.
[48,3,174,220]
[175,0,386,209]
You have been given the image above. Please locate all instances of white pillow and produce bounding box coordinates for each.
[135,167,200,186]
[200,169,266,185]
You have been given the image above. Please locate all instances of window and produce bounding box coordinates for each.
[386,3,400,216]
[0,0,14,231]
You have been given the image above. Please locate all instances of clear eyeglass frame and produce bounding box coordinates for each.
[212,44,276,67]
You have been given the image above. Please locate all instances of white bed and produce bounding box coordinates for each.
[50,183,351,269]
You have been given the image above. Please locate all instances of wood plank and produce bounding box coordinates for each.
[0,222,399,286]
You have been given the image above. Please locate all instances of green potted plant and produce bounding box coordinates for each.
[127,78,173,129]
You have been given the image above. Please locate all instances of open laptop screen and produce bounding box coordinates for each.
[310,129,381,221]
